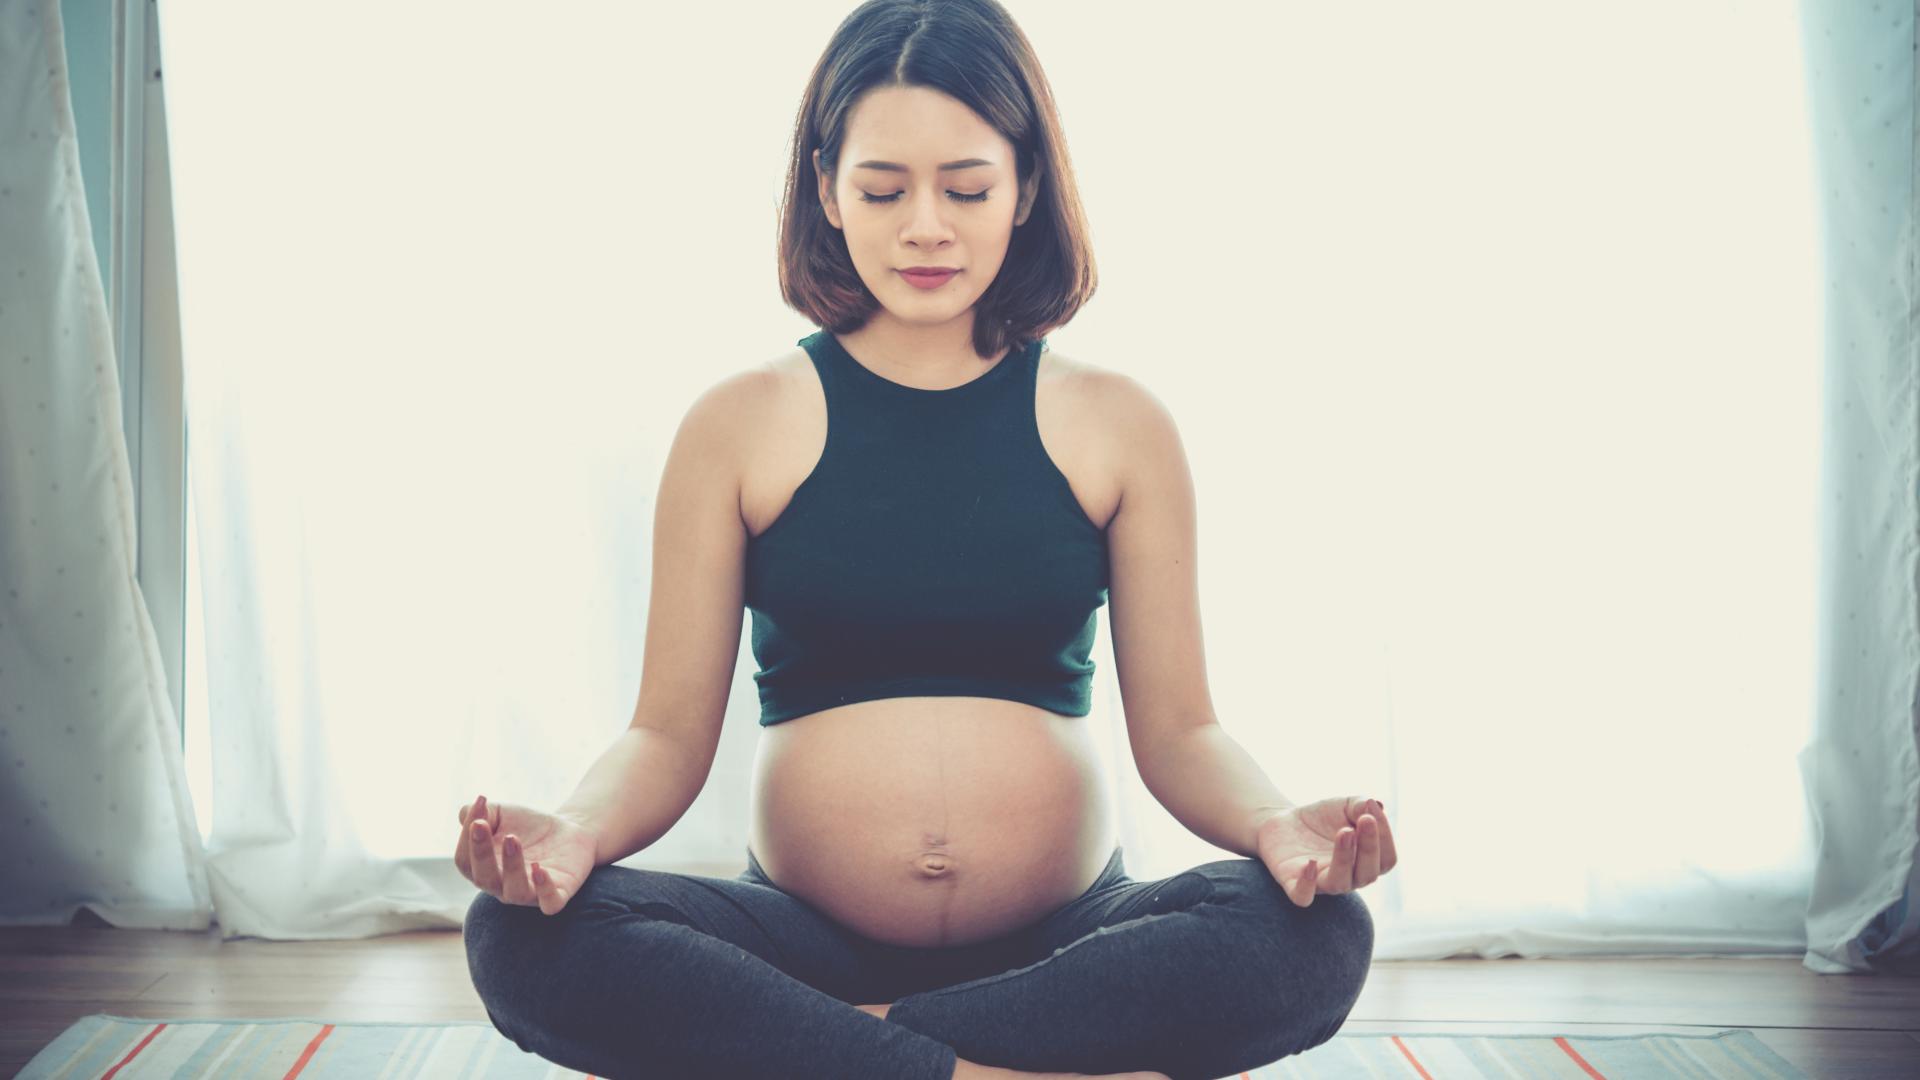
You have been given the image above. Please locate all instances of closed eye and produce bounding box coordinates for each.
[860,190,990,204]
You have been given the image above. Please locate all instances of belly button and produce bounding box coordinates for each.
[914,852,953,877]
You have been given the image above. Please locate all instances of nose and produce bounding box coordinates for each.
[899,190,957,249]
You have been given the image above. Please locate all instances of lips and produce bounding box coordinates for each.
[898,268,959,290]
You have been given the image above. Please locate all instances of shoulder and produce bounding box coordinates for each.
[1041,347,1169,420]
[1040,348,1183,487]
[674,348,806,460]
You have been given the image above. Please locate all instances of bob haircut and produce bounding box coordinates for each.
[777,0,1099,361]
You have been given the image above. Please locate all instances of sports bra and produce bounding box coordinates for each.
[743,329,1111,726]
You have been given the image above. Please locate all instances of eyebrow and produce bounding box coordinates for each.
[852,158,995,172]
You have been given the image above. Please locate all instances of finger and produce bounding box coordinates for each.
[469,817,502,895]
[499,833,531,904]
[1293,859,1319,907]
[531,861,564,916]
[1369,800,1398,873]
[1327,828,1356,892]
[1355,815,1382,888]
[454,796,486,883]
[453,826,471,882]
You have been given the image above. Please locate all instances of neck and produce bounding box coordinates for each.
[837,315,1010,382]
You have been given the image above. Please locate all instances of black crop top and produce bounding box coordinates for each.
[743,329,1111,726]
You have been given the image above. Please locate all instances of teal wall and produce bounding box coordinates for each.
[62,0,114,306]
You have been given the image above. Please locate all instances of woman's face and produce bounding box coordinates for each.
[814,85,1040,335]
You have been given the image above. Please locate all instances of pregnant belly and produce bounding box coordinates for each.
[748,696,1116,948]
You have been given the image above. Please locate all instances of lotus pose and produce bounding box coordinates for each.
[460,1,1390,1077]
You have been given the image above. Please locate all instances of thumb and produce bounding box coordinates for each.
[532,862,572,916]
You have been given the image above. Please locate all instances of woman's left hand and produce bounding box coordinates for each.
[1254,796,1397,907]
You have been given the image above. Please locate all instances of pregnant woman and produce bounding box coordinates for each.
[460,1,1390,1077]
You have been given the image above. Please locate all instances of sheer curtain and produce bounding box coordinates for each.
[1798,0,1920,974]
[0,0,211,930]
[6,0,1905,970]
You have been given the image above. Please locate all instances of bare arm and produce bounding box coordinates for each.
[555,726,712,866]
[552,369,761,865]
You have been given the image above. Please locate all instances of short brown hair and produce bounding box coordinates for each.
[777,0,1099,360]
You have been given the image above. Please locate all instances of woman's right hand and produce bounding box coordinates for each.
[455,794,600,916]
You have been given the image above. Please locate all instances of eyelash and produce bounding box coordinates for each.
[859,190,991,204]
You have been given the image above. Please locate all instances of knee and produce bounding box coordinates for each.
[463,893,514,986]
[1298,891,1374,1031]
[463,890,522,977]
[1225,857,1374,969]
[462,891,563,1046]
[1265,891,1373,1058]
[1215,865,1375,1055]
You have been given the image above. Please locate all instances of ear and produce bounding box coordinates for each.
[813,148,842,230]
[1014,157,1045,227]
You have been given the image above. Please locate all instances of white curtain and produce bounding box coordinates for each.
[0,0,210,929]
[1797,0,1920,974]
[5,0,1914,975]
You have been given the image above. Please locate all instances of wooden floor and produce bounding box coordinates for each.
[4,911,1917,1079]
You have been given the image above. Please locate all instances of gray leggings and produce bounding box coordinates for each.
[463,844,1373,1080]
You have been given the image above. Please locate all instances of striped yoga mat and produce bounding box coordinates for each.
[17,1014,1809,1078]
